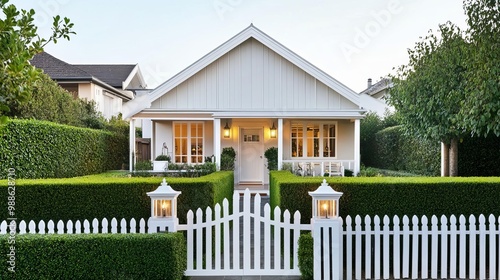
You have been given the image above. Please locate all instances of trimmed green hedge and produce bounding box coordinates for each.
[270,171,500,223]
[0,171,234,224]
[373,125,440,176]
[0,119,128,179]
[298,233,314,280]
[0,233,186,279]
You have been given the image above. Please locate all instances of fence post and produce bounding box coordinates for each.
[309,179,343,280]
[146,178,181,233]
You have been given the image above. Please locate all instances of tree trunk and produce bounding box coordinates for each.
[449,138,459,176]
[441,141,450,177]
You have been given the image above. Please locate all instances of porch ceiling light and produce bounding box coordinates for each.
[270,122,277,138]
[223,122,231,138]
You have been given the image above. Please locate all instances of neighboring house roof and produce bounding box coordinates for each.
[359,78,394,116]
[75,64,136,88]
[124,24,363,119]
[30,52,137,100]
[359,78,392,99]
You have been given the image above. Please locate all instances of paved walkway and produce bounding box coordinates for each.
[190,185,302,280]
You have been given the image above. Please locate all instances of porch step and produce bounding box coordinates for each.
[235,189,269,196]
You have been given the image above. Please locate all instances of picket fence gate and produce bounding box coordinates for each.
[0,217,148,234]
[176,188,311,276]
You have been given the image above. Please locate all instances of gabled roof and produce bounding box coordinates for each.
[125,24,361,119]
[30,52,92,80]
[360,78,392,97]
[75,64,136,89]
[30,52,134,100]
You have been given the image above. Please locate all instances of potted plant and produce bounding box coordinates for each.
[153,154,171,171]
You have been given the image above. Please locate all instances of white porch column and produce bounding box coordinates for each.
[277,118,283,170]
[354,119,360,176]
[213,118,221,170]
[129,119,136,172]
[151,121,156,160]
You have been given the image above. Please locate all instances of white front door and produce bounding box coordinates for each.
[239,128,264,184]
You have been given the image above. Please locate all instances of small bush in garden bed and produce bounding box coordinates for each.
[0,171,234,224]
[270,171,500,223]
[0,233,186,280]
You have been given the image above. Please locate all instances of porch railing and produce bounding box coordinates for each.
[282,159,354,177]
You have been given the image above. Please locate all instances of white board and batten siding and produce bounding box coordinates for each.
[151,38,358,112]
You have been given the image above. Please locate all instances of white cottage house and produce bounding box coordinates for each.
[124,25,365,183]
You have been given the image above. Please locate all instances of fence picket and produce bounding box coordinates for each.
[345,216,353,280]
[232,191,240,270]
[196,208,203,270]
[479,215,486,280]
[120,218,127,234]
[243,189,251,272]
[264,203,271,271]
[421,216,429,279]
[38,220,46,234]
[393,215,401,279]
[383,215,390,280]
[29,220,36,234]
[441,215,448,280]
[355,215,362,279]
[84,219,90,233]
[323,225,331,280]
[206,206,213,271]
[67,220,74,234]
[223,199,230,270]
[459,215,467,279]
[110,218,117,234]
[274,207,282,270]
[92,218,99,234]
[102,218,109,234]
[470,215,477,279]
[254,194,261,270]
[402,215,410,278]
[0,221,6,234]
[130,218,136,234]
[214,203,221,271]
[139,218,146,233]
[449,215,457,279]
[19,220,26,234]
[57,220,64,234]
[75,220,81,234]
[489,215,496,280]
[186,210,194,271]
[374,215,381,279]
[365,215,372,279]
[431,215,438,279]
[284,210,291,271]
[411,215,419,279]
[293,211,301,272]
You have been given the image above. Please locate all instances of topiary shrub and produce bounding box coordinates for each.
[264,147,278,170]
[220,147,236,171]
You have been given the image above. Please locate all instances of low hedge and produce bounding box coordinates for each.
[270,171,500,223]
[0,171,234,224]
[0,119,128,179]
[0,233,186,279]
[298,233,314,280]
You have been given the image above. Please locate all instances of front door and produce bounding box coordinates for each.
[239,128,264,184]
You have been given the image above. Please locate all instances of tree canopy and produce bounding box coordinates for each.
[0,0,75,123]
[388,0,500,140]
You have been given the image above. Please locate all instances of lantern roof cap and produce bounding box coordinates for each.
[308,179,343,198]
[147,178,181,197]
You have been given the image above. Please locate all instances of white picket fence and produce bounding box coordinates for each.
[341,214,500,280]
[177,189,311,276]
[0,217,148,234]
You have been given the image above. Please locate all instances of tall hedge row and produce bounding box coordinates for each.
[0,119,128,179]
[373,126,440,175]
[0,172,234,224]
[270,171,500,224]
[0,233,186,279]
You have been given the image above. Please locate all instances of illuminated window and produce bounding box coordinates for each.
[174,122,204,163]
[291,122,337,158]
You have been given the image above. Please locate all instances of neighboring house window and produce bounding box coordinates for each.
[291,122,337,158]
[174,122,204,164]
[103,93,113,119]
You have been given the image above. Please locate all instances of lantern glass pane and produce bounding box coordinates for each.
[317,200,336,219]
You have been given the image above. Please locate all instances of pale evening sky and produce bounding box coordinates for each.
[12,0,467,92]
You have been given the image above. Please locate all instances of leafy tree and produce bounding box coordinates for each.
[360,112,384,166]
[388,22,466,176]
[0,0,75,123]
[460,0,500,137]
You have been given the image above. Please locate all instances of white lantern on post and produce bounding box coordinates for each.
[147,178,181,233]
[308,179,343,220]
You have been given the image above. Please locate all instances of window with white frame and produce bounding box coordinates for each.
[291,121,337,158]
[174,122,204,164]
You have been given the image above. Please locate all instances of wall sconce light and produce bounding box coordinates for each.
[270,122,277,138]
[223,122,231,138]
